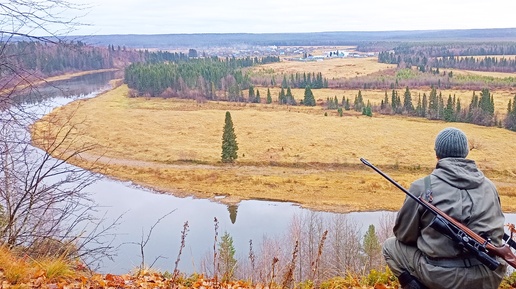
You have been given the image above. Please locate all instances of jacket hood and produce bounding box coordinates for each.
[432,158,485,190]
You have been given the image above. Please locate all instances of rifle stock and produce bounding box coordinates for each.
[360,157,516,270]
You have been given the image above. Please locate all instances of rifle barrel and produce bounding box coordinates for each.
[360,158,435,212]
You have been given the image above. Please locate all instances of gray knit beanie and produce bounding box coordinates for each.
[434,127,469,158]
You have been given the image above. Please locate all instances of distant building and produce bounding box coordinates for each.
[326,50,350,58]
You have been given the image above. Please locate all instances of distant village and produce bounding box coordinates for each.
[197,45,377,60]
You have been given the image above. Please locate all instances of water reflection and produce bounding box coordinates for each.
[228,205,238,224]
[88,178,399,275]
[12,71,119,106]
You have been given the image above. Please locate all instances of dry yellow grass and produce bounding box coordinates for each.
[252,57,396,79]
[452,69,516,79]
[42,69,120,83]
[32,84,516,213]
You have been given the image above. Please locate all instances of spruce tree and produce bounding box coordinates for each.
[364,101,373,117]
[455,98,462,122]
[444,95,455,122]
[403,86,414,114]
[438,92,445,120]
[286,87,295,105]
[266,88,272,104]
[505,95,516,131]
[344,98,350,110]
[248,86,255,103]
[218,231,237,282]
[479,88,494,116]
[279,88,286,104]
[416,96,422,117]
[384,91,389,107]
[221,111,238,163]
[391,90,398,113]
[382,91,389,111]
[362,224,381,272]
[422,93,428,118]
[281,75,288,88]
[428,87,439,119]
[354,90,364,112]
[303,86,315,106]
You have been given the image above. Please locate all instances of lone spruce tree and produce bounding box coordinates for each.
[362,224,381,272]
[221,111,238,163]
[218,231,237,282]
[303,86,315,106]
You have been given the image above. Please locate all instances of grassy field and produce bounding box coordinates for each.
[251,56,516,117]
[453,69,516,79]
[32,81,516,213]
[251,57,396,79]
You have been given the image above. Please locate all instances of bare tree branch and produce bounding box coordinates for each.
[0,0,121,270]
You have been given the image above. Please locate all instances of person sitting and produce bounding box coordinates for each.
[382,127,507,289]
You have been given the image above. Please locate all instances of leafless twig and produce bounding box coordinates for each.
[172,221,189,282]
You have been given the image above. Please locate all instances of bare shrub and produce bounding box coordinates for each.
[376,212,396,269]
[172,221,189,282]
[325,214,363,278]
[129,89,140,97]
[111,79,124,88]
[199,212,390,286]
[377,212,396,244]
[1,101,121,268]
[232,212,364,286]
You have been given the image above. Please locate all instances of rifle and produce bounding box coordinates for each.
[360,158,516,270]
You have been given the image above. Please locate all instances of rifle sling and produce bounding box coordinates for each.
[423,175,483,268]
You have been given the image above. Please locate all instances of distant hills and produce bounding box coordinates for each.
[70,28,516,49]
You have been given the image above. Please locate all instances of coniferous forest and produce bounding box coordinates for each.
[375,42,516,73]
[124,56,280,100]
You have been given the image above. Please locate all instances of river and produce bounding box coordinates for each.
[19,71,516,275]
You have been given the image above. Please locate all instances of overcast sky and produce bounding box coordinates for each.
[64,0,515,35]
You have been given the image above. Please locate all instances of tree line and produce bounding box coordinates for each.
[279,72,329,89]
[504,95,516,131]
[324,66,515,92]
[324,91,372,117]
[252,72,329,90]
[377,43,516,73]
[325,86,515,129]
[1,41,114,76]
[379,87,498,127]
[124,56,281,100]
[0,40,224,85]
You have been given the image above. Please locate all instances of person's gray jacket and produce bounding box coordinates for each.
[394,157,505,258]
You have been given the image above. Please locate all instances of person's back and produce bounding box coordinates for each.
[382,127,507,289]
